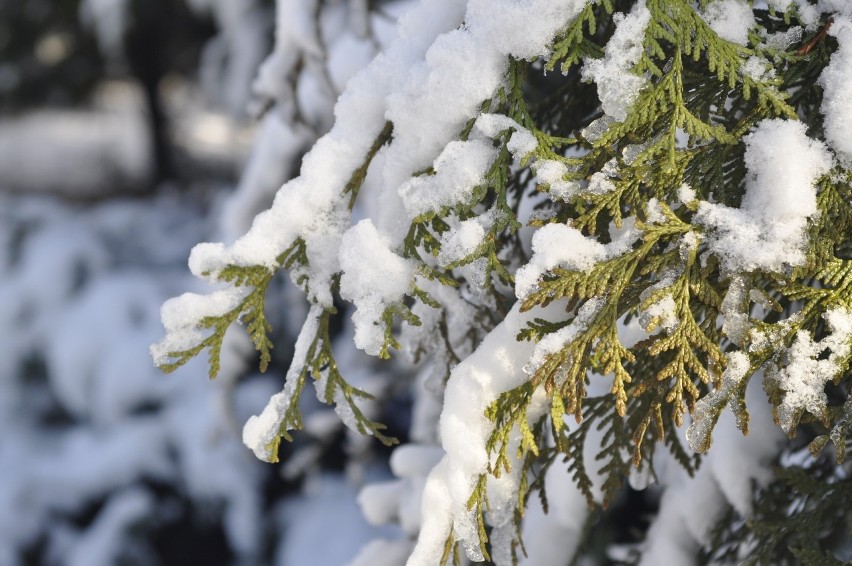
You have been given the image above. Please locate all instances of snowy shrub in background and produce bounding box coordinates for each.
[1,1,402,564]
[155,0,852,564]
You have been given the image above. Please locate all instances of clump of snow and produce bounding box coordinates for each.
[695,119,832,273]
[399,113,537,222]
[178,0,468,309]
[150,288,246,366]
[408,304,557,564]
[438,212,497,268]
[641,294,679,333]
[243,306,323,461]
[379,0,590,241]
[741,56,774,82]
[701,0,756,45]
[582,0,651,121]
[474,113,539,159]
[645,198,667,224]
[526,298,605,373]
[339,220,416,355]
[515,224,605,299]
[768,307,852,433]
[398,139,499,218]
[587,162,619,195]
[515,219,639,300]
[763,0,818,26]
[221,114,312,242]
[819,17,852,164]
[678,183,696,205]
[533,159,579,200]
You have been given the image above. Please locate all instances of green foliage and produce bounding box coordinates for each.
[159,239,307,379]
[264,306,398,463]
[703,459,852,565]
[158,123,398,452]
[161,0,852,561]
[448,2,849,560]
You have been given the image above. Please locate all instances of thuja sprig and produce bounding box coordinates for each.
[546,0,613,73]
[638,235,725,425]
[159,238,307,378]
[265,305,398,462]
[159,116,396,382]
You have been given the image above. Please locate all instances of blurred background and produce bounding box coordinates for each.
[0,1,414,564]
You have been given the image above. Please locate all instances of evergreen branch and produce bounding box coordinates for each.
[265,306,398,461]
[159,239,307,378]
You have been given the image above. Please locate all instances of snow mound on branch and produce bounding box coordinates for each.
[819,16,852,163]
[582,0,650,122]
[695,119,832,274]
[701,0,756,45]
[339,220,416,356]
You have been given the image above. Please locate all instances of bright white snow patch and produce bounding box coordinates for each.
[701,0,756,45]
[408,305,556,565]
[398,139,499,218]
[515,224,606,299]
[695,119,832,273]
[339,220,416,356]
[242,306,323,461]
[526,298,605,373]
[474,113,539,159]
[641,294,679,333]
[150,289,246,366]
[582,0,651,121]
[533,159,580,200]
[515,220,638,300]
[819,17,852,164]
[438,212,495,268]
[770,307,852,433]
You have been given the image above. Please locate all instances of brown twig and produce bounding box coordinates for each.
[797,17,834,56]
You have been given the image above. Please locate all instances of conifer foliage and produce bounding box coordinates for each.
[155,0,852,563]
